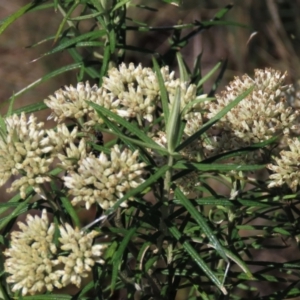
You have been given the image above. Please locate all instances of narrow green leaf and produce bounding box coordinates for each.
[152,57,169,123]
[0,195,32,231]
[144,256,159,272]
[27,3,55,13]
[201,20,248,28]
[0,2,34,36]
[74,41,105,47]
[53,1,79,44]
[25,33,75,49]
[176,52,190,82]
[76,280,94,297]
[181,96,214,117]
[116,44,156,54]
[98,46,110,86]
[68,11,104,21]
[191,52,202,86]
[166,87,181,153]
[173,197,279,208]
[0,202,23,208]
[273,227,291,236]
[7,93,16,117]
[173,161,265,172]
[67,48,99,79]
[174,187,228,263]
[90,0,105,13]
[112,0,131,12]
[136,241,152,271]
[166,219,227,295]
[209,243,253,279]
[101,127,169,155]
[87,102,163,150]
[0,191,27,216]
[36,30,106,61]
[6,102,47,117]
[60,196,80,228]
[192,197,276,208]
[5,62,81,104]
[208,59,228,97]
[196,61,221,89]
[109,29,116,53]
[213,4,233,20]
[201,136,278,164]
[54,0,58,11]
[111,227,136,291]
[134,5,158,12]
[104,241,118,260]
[0,113,6,135]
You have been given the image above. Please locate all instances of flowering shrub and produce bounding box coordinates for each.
[2,2,300,300]
[0,62,300,299]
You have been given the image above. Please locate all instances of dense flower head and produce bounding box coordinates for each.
[268,138,300,192]
[44,63,198,125]
[44,81,119,124]
[4,210,59,296]
[0,113,53,198]
[54,224,106,287]
[207,68,300,144]
[4,210,107,296]
[203,68,300,163]
[63,145,147,210]
[103,63,199,121]
[102,63,162,122]
[0,113,79,198]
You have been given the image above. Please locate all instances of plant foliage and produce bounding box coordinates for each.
[0,1,300,300]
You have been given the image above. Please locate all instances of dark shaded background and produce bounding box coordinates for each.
[1,0,300,112]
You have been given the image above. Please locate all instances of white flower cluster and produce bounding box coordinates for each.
[45,63,198,125]
[63,145,146,210]
[203,68,300,191]
[148,67,300,194]
[44,81,119,125]
[56,223,105,287]
[0,113,77,198]
[4,210,57,295]
[268,138,300,192]
[2,64,298,200]
[207,69,299,145]
[4,210,106,296]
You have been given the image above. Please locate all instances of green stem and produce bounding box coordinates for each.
[159,155,173,239]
